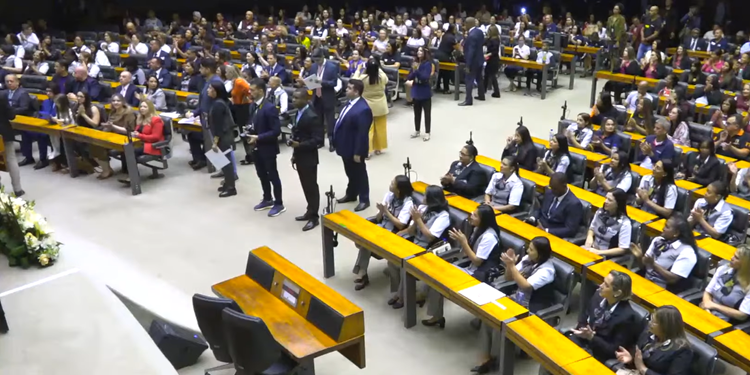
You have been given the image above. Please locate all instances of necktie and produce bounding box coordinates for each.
[691,39,697,50]
[547,197,559,216]
[316,65,323,97]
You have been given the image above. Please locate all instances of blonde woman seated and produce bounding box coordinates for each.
[117,100,165,185]
[100,93,137,175]
[583,188,631,259]
[700,245,750,323]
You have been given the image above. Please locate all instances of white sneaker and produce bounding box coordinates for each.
[410,132,421,139]
[423,134,431,142]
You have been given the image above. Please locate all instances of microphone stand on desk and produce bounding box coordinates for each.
[323,185,338,247]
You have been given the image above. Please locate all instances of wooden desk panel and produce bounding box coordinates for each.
[675,180,703,192]
[533,137,609,168]
[61,126,142,152]
[640,290,731,338]
[406,253,479,293]
[695,237,736,262]
[585,261,664,301]
[411,181,450,195]
[495,215,602,272]
[322,210,427,263]
[694,187,750,211]
[502,47,575,62]
[500,56,545,70]
[11,116,71,135]
[477,297,530,331]
[563,357,617,375]
[506,315,592,375]
[445,195,488,214]
[591,124,645,142]
[712,330,750,373]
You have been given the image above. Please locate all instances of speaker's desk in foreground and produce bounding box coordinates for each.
[213,246,365,374]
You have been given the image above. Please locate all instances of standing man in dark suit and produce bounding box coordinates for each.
[459,17,485,106]
[246,78,285,217]
[262,54,290,86]
[289,88,324,231]
[0,89,23,196]
[149,39,172,70]
[5,75,34,171]
[310,48,339,152]
[148,58,172,89]
[334,79,372,212]
[530,172,583,239]
[117,71,141,107]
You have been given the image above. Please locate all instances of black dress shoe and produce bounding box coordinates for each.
[295,214,310,221]
[421,317,446,328]
[354,274,369,291]
[458,101,472,106]
[33,160,49,170]
[491,93,501,98]
[219,188,237,198]
[329,144,335,152]
[354,202,370,212]
[337,196,356,204]
[474,96,486,101]
[18,158,35,167]
[302,219,319,232]
[192,161,207,170]
[239,159,254,165]
[14,190,25,198]
[211,171,224,178]
[217,185,225,192]
[471,358,496,374]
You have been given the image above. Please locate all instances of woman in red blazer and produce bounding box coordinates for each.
[118,100,165,184]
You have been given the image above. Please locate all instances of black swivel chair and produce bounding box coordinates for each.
[222,309,301,375]
[192,294,241,374]
[566,200,592,245]
[568,152,587,188]
[535,258,576,328]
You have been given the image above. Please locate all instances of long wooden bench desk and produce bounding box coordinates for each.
[21,73,196,101]
[531,136,609,169]
[213,246,365,373]
[410,181,499,215]
[711,329,750,373]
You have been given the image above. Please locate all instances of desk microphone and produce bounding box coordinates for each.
[517,117,523,127]
[324,185,336,215]
[466,131,474,146]
[560,101,568,121]
[403,157,412,178]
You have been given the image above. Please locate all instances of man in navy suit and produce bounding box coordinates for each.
[531,172,583,239]
[149,39,172,70]
[460,17,485,106]
[262,54,289,86]
[246,78,285,217]
[333,79,372,211]
[5,74,35,170]
[310,48,339,152]
[117,71,141,107]
[148,57,172,89]
[683,28,707,51]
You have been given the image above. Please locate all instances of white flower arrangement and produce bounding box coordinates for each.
[0,188,60,268]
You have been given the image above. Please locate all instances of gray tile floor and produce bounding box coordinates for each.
[0,75,742,375]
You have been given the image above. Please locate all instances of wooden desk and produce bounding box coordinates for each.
[563,357,618,375]
[532,137,609,168]
[172,117,202,133]
[411,181,450,196]
[213,247,365,370]
[711,329,750,373]
[584,260,665,302]
[694,187,750,211]
[500,55,551,99]
[696,237,736,262]
[641,290,732,338]
[60,126,144,195]
[495,215,602,273]
[10,115,70,135]
[658,96,748,118]
[411,181,499,214]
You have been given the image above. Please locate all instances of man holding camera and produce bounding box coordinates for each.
[289,89,324,231]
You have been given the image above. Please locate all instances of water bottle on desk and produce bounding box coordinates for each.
[549,129,554,141]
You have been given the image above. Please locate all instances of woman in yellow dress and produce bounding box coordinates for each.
[352,57,389,157]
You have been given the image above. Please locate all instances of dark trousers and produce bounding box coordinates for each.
[0,298,7,333]
[484,62,500,94]
[525,69,542,90]
[464,64,485,103]
[253,151,282,205]
[20,132,50,160]
[342,157,369,204]
[221,146,236,189]
[413,98,432,134]
[437,70,452,92]
[232,103,250,162]
[504,66,523,80]
[187,131,205,162]
[315,100,335,142]
[296,161,320,219]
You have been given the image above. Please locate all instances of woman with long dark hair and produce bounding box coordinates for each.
[666,106,690,146]
[483,25,501,98]
[636,159,678,218]
[591,150,632,196]
[537,133,571,176]
[352,175,414,290]
[352,57,389,157]
[683,140,720,186]
[631,213,698,293]
[208,81,237,197]
[181,61,205,93]
[407,46,434,141]
[422,204,502,328]
[604,46,642,103]
[502,125,538,171]
[590,117,621,155]
[591,91,618,125]
[484,156,524,213]
[584,189,631,257]
[566,113,594,150]
[625,97,654,135]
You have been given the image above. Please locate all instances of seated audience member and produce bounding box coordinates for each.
[641,53,667,79]
[472,237,555,373]
[261,53,289,85]
[421,204,501,328]
[352,175,414,291]
[714,114,750,159]
[0,45,23,74]
[126,34,148,55]
[604,47,642,104]
[380,41,401,70]
[614,306,693,375]
[701,245,750,323]
[66,66,101,102]
[484,156,523,213]
[636,159,678,218]
[242,52,264,79]
[504,36,531,92]
[117,71,141,107]
[70,36,90,59]
[537,133,571,176]
[590,117,621,155]
[671,46,692,70]
[139,75,167,111]
[591,92,618,125]
[712,97,739,130]
[148,57,172,89]
[148,38,172,70]
[685,60,706,85]
[266,76,288,115]
[695,75,724,106]
[736,83,750,114]
[583,189,632,258]
[702,49,726,74]
[591,151,633,196]
[502,125,538,171]
[524,41,554,93]
[569,271,638,363]
[566,113,593,150]
[624,97,654,135]
[729,163,750,198]
[665,106,690,146]
[657,74,678,98]
[689,181,734,240]
[387,185,450,309]
[631,214,698,292]
[344,50,365,78]
[23,51,49,76]
[123,56,147,86]
[22,83,58,169]
[529,172,583,239]
[117,100,165,185]
[639,119,675,170]
[51,59,72,94]
[441,144,488,199]
[624,81,652,112]
[718,60,740,92]
[682,140,720,186]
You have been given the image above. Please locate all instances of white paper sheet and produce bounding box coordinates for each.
[178,117,200,125]
[458,283,506,306]
[158,111,181,119]
[205,148,231,170]
[303,74,322,90]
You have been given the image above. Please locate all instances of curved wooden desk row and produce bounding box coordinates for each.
[321,209,615,375]
[531,136,609,169]
[212,246,365,372]
[18,74,197,101]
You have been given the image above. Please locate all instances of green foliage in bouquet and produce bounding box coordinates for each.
[0,188,60,268]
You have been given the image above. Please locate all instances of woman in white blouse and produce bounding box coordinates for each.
[335,19,349,37]
[242,52,264,78]
[78,52,100,79]
[636,159,678,218]
[419,16,432,39]
[406,28,425,50]
[352,176,414,290]
[127,34,148,55]
[89,43,111,67]
[101,32,120,53]
[372,29,389,53]
[537,133,571,176]
[584,189,632,258]
[503,36,530,91]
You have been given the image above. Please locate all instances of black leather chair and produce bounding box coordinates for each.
[104,52,121,66]
[686,122,712,148]
[674,187,690,217]
[222,309,301,375]
[617,131,632,158]
[231,39,252,51]
[99,65,117,81]
[382,66,400,101]
[535,257,576,328]
[724,204,749,246]
[512,178,537,220]
[675,248,711,297]
[568,152,587,188]
[163,90,177,112]
[689,334,718,375]
[192,294,241,375]
[567,200,592,245]
[19,75,49,94]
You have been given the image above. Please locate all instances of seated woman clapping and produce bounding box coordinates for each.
[590,151,632,196]
[536,133,571,176]
[700,245,750,323]
[352,175,414,291]
[614,306,693,375]
[421,204,501,328]
[484,156,523,214]
[631,214,698,293]
[386,185,450,309]
[635,159,678,218]
[688,181,734,240]
[583,189,632,258]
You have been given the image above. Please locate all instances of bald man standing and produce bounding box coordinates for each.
[118,71,141,107]
[459,17,485,106]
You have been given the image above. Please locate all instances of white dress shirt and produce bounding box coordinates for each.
[17,32,39,51]
[94,50,111,66]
